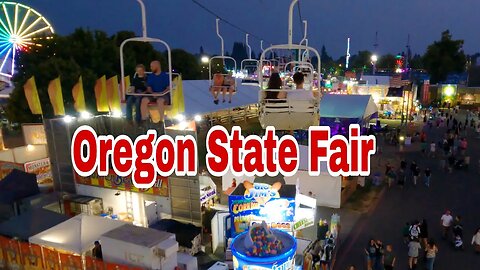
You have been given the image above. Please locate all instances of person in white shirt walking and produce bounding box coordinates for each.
[440,210,454,240]
[472,227,480,254]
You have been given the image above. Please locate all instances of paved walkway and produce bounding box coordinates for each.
[335,111,480,270]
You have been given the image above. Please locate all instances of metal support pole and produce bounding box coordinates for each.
[136,0,147,37]
[288,0,299,46]
[260,40,264,52]
[216,18,224,57]
[298,20,307,61]
[246,34,252,59]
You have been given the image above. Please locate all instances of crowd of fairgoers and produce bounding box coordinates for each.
[340,107,480,270]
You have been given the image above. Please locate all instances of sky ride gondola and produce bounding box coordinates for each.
[240,34,260,86]
[208,19,237,104]
[119,0,175,124]
[257,0,321,131]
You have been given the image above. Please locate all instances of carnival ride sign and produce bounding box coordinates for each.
[229,182,295,236]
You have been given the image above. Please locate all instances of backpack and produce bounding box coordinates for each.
[409,225,420,238]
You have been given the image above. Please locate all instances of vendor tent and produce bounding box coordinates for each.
[0,208,69,241]
[320,94,378,121]
[29,213,124,254]
[0,169,39,204]
[284,145,342,208]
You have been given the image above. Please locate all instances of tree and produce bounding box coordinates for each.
[423,30,466,83]
[350,50,372,72]
[377,54,396,70]
[320,45,335,73]
[409,54,424,70]
[170,49,201,79]
[230,42,248,65]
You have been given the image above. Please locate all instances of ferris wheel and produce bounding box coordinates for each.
[0,2,54,77]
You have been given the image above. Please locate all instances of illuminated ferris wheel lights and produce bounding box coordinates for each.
[0,1,54,77]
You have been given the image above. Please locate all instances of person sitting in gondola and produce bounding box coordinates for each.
[140,60,170,125]
[210,72,234,104]
[222,72,235,103]
[210,73,224,104]
[126,64,147,124]
[264,72,286,102]
[287,72,314,101]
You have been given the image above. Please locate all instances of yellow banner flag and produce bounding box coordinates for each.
[124,75,130,95]
[72,76,86,112]
[23,76,43,115]
[94,75,109,112]
[47,77,65,116]
[106,75,121,113]
[167,75,185,116]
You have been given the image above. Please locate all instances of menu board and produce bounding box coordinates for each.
[24,158,53,186]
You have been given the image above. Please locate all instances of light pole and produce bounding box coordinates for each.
[371,54,378,75]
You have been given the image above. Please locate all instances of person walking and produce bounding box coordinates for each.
[429,141,436,158]
[413,165,420,186]
[420,219,429,248]
[472,228,480,254]
[365,239,377,270]
[441,210,454,240]
[409,220,421,241]
[408,239,421,270]
[425,239,438,270]
[383,244,396,270]
[374,240,384,270]
[424,168,432,187]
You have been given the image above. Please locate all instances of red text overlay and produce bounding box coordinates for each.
[71,124,376,189]
[71,126,197,189]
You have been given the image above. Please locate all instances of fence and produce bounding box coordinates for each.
[0,235,142,270]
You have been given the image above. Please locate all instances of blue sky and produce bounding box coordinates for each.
[20,0,480,58]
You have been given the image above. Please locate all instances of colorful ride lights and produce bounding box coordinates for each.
[71,124,376,189]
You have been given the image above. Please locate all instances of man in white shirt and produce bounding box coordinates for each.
[440,210,453,239]
[287,72,314,101]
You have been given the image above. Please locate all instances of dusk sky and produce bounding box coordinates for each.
[22,0,480,58]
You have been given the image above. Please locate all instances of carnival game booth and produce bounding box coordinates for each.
[100,223,180,270]
[319,94,378,136]
[0,144,53,191]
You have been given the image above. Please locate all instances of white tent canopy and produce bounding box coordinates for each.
[320,94,378,120]
[29,214,125,254]
[182,79,258,117]
[283,145,342,208]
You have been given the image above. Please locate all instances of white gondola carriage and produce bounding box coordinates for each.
[119,1,178,125]
[208,19,237,104]
[258,44,321,130]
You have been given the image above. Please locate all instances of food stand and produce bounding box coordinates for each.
[0,144,53,191]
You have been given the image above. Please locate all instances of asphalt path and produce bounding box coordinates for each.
[335,112,480,270]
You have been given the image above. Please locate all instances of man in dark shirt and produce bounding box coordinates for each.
[92,241,103,260]
[126,64,147,123]
[140,60,170,124]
